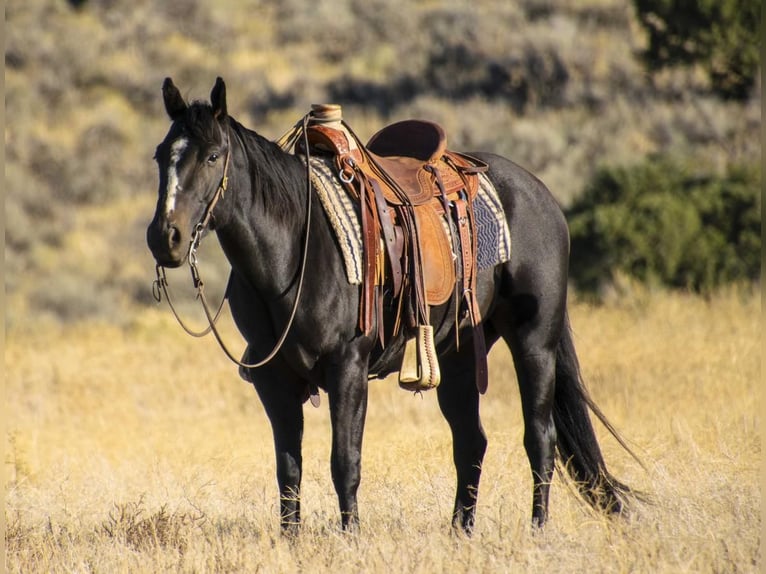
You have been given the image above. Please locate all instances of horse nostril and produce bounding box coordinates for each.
[168,225,183,250]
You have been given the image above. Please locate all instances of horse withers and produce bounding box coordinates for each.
[146,77,638,534]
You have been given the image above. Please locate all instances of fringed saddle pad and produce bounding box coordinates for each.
[304,155,511,285]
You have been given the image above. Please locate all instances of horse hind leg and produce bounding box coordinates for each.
[491,294,560,527]
[513,344,558,526]
[436,347,488,535]
[516,350,557,526]
[499,304,634,525]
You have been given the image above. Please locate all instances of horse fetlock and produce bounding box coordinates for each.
[452,505,477,536]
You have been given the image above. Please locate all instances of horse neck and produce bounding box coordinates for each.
[215,119,309,295]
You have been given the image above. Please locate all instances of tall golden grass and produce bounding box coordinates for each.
[5,288,760,572]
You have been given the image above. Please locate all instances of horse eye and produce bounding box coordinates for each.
[207,152,219,164]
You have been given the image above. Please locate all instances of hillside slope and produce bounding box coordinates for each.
[5,0,761,326]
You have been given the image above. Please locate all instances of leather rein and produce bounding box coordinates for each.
[152,115,315,370]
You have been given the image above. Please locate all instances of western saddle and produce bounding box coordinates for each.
[280,105,489,394]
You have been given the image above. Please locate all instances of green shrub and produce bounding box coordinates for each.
[632,0,761,100]
[567,157,761,295]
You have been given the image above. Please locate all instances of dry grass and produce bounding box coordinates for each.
[5,288,761,572]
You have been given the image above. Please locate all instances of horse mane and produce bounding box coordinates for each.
[179,102,305,223]
[228,117,305,222]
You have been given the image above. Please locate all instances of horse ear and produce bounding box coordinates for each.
[211,77,227,120]
[162,77,187,121]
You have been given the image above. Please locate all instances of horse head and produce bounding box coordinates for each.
[146,77,230,267]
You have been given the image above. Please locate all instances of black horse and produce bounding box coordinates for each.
[147,77,636,534]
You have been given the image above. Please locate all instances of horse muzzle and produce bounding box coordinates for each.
[146,216,189,268]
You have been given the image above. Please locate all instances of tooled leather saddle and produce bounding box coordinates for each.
[282,105,489,394]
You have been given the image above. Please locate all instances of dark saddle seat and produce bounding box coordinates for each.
[366,120,481,206]
[367,119,447,162]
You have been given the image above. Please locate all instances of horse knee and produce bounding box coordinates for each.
[277,451,302,486]
[465,430,488,463]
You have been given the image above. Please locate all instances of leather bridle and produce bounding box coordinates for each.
[153,117,314,369]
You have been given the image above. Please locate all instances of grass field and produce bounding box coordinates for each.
[4,288,761,572]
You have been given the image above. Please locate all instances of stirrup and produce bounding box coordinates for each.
[399,325,441,391]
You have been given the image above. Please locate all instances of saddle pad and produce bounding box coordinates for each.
[304,155,511,285]
[306,156,363,284]
[474,172,512,268]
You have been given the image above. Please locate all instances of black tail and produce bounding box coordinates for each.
[552,311,642,513]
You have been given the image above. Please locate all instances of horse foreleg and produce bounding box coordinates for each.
[248,362,305,534]
[436,348,488,535]
[326,358,369,530]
